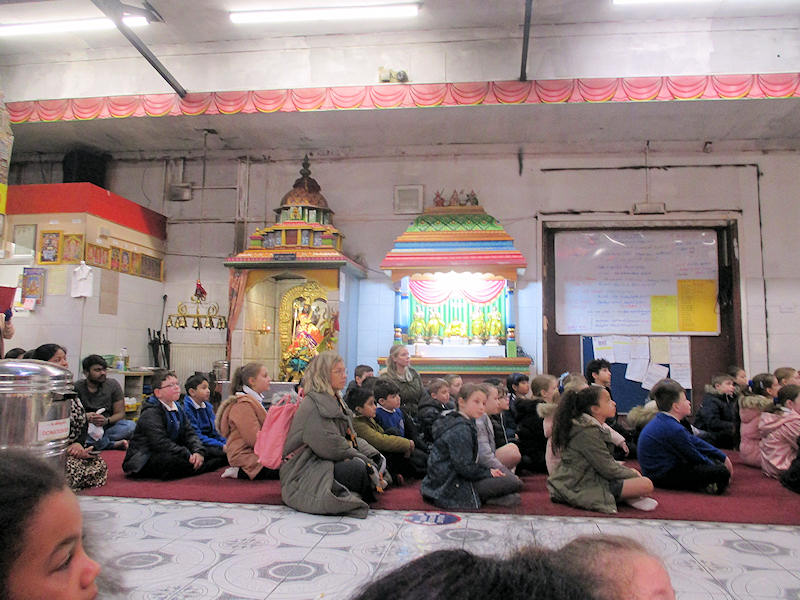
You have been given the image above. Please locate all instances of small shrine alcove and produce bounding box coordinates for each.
[380,203,531,380]
[224,157,365,381]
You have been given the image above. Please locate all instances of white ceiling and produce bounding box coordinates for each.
[4,0,800,159]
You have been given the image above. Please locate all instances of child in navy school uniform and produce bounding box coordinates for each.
[182,373,228,466]
[374,378,428,451]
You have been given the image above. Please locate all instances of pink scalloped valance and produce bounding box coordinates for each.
[7,73,800,124]
[409,278,505,305]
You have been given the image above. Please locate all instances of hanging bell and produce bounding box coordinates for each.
[217,316,227,329]
[177,316,187,328]
[165,315,174,328]
[203,315,213,328]
[192,317,202,329]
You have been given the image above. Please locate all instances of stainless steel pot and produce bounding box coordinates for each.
[0,359,74,466]
[213,359,230,382]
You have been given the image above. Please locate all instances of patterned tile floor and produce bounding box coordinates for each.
[82,496,800,600]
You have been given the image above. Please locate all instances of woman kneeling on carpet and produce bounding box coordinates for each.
[280,351,384,518]
[217,362,276,480]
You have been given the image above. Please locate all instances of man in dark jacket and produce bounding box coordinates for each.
[693,375,739,449]
[123,370,225,479]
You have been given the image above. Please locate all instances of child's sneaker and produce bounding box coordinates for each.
[625,496,658,511]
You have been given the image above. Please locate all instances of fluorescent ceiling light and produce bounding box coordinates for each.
[230,3,420,24]
[613,0,717,4]
[0,15,147,37]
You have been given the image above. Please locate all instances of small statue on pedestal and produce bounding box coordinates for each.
[408,306,427,343]
[470,307,485,345]
[486,307,503,346]
[426,308,445,344]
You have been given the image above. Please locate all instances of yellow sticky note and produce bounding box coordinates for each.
[678,279,718,332]
[651,295,678,332]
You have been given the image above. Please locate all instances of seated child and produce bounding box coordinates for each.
[540,373,588,475]
[516,374,558,473]
[781,433,800,494]
[182,373,228,466]
[123,370,226,479]
[417,378,453,445]
[344,364,374,401]
[759,384,800,478]
[774,367,800,388]
[477,382,523,479]
[373,378,428,451]
[547,385,656,513]
[444,374,462,408]
[422,384,523,508]
[739,373,782,467]
[638,379,732,494]
[728,365,749,394]
[485,378,517,444]
[217,362,276,480]
[694,374,739,449]
[348,387,427,480]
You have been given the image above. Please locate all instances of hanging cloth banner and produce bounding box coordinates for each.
[409,278,505,305]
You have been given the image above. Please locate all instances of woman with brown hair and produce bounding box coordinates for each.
[378,345,425,419]
[281,351,382,518]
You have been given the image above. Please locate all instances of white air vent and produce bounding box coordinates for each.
[393,185,423,214]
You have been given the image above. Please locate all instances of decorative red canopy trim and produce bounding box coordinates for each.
[7,73,800,124]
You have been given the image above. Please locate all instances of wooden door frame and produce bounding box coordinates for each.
[539,215,744,409]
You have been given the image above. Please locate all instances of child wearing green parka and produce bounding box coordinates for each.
[547,386,656,514]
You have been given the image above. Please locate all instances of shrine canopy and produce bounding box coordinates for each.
[380,206,527,282]
[224,156,365,276]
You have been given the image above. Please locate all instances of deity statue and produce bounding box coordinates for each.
[408,305,427,342]
[486,307,503,345]
[426,308,445,341]
[445,320,466,337]
[470,308,485,344]
[280,297,338,381]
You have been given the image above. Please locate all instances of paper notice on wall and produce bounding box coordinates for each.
[649,337,670,364]
[46,266,67,296]
[625,359,649,382]
[612,336,632,364]
[670,363,693,389]
[630,337,650,360]
[592,337,615,363]
[642,363,670,390]
[668,337,691,363]
[99,269,119,315]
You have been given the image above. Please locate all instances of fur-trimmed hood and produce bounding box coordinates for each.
[738,393,775,411]
[536,401,558,419]
[626,401,658,430]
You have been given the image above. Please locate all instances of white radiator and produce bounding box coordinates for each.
[168,343,226,387]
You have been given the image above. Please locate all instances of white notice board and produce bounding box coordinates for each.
[555,230,719,336]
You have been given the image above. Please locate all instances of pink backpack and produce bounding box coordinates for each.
[254,391,303,469]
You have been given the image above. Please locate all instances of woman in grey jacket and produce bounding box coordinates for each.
[280,351,381,518]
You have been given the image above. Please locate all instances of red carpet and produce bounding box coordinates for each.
[81,451,799,525]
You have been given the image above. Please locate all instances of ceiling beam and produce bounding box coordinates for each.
[519,0,533,82]
[90,0,187,98]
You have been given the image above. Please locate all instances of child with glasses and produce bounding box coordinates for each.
[123,370,226,479]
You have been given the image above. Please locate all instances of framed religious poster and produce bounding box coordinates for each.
[140,254,163,281]
[61,233,84,264]
[119,249,131,274]
[130,252,142,276]
[85,243,110,268]
[12,224,36,257]
[37,230,62,265]
[22,267,45,303]
[110,246,121,271]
